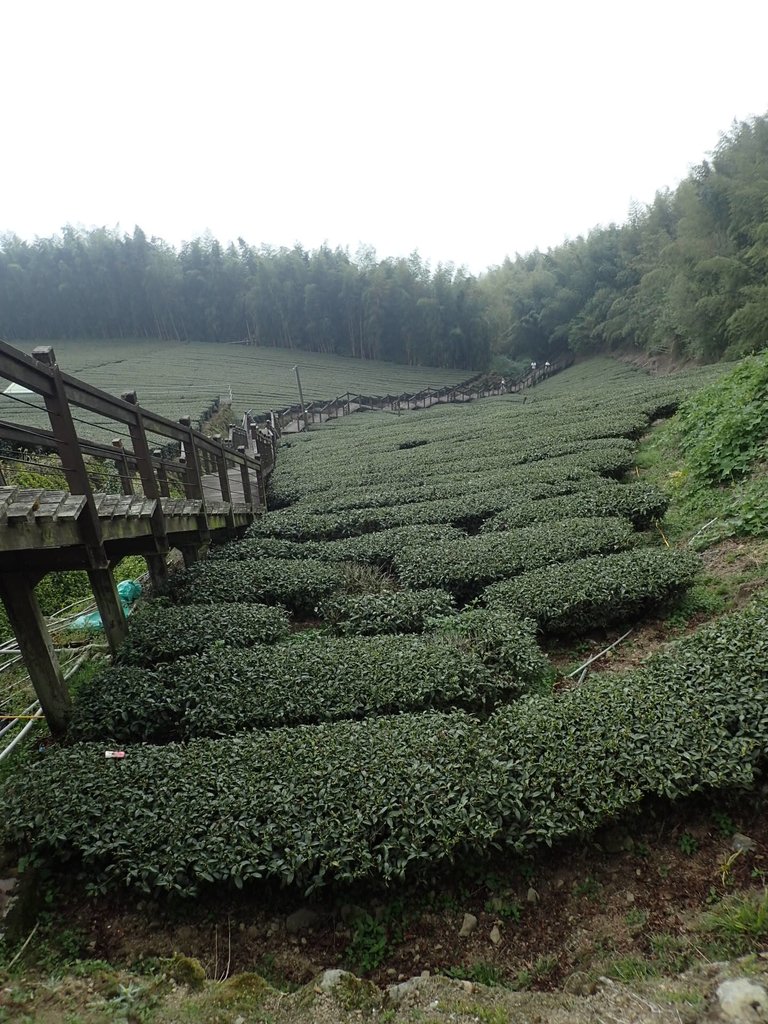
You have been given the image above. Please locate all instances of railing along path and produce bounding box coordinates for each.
[0,340,275,736]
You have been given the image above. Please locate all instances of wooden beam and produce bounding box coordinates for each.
[86,566,127,656]
[0,573,71,736]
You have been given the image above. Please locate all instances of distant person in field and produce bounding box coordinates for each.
[530,361,537,372]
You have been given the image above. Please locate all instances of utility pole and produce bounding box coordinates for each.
[292,365,308,431]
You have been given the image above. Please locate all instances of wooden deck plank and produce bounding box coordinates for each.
[97,495,121,519]
[112,496,134,517]
[56,495,88,520]
[139,499,157,518]
[6,490,46,522]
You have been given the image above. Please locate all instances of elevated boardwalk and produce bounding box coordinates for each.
[0,340,274,736]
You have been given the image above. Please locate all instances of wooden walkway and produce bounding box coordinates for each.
[0,340,274,736]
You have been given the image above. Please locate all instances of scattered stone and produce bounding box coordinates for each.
[732,833,758,854]
[386,968,397,978]
[490,924,502,946]
[420,970,430,978]
[459,912,478,937]
[461,980,474,994]
[286,907,321,934]
[318,969,351,993]
[625,892,636,905]
[527,886,539,904]
[717,977,768,1020]
[387,975,433,1006]
[0,879,17,896]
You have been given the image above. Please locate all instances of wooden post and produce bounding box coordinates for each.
[111,439,134,495]
[0,573,71,736]
[180,545,200,568]
[87,566,127,655]
[153,449,170,498]
[237,445,256,506]
[120,391,169,593]
[32,347,127,652]
[215,443,237,534]
[178,417,204,500]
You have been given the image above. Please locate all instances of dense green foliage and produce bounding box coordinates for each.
[676,350,768,484]
[117,601,291,667]
[209,524,466,568]
[636,353,768,544]
[481,116,768,364]
[168,558,346,617]
[393,516,635,599]
[480,548,701,635]
[70,615,548,742]
[318,588,456,635]
[6,599,766,895]
[0,233,488,368]
[479,481,668,532]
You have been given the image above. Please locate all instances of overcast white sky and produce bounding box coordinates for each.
[1,0,766,274]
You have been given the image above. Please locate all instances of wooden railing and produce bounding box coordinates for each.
[252,357,574,433]
[0,340,273,735]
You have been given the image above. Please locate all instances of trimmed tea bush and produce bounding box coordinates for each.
[210,525,465,568]
[168,558,346,617]
[318,588,456,635]
[480,548,701,635]
[6,601,767,895]
[394,516,635,599]
[480,482,669,532]
[117,602,291,667]
[70,620,548,743]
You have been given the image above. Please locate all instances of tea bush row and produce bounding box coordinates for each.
[69,613,548,743]
[266,440,636,508]
[394,516,635,599]
[318,588,455,635]
[7,600,766,894]
[211,525,465,568]
[480,548,701,635]
[117,601,292,667]
[168,558,345,617]
[480,482,669,532]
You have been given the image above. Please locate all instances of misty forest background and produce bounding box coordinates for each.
[2,116,768,375]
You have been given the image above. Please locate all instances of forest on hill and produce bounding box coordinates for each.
[1,115,767,371]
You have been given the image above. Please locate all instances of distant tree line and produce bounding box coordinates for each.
[2,114,767,370]
[481,115,768,368]
[0,232,490,370]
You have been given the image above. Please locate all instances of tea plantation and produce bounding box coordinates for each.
[6,357,765,899]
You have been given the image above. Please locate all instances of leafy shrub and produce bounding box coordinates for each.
[677,352,768,484]
[7,600,768,895]
[394,516,635,600]
[318,588,456,635]
[69,622,548,743]
[168,558,345,617]
[480,549,701,635]
[428,608,551,682]
[211,524,465,568]
[117,602,291,667]
[480,482,669,532]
